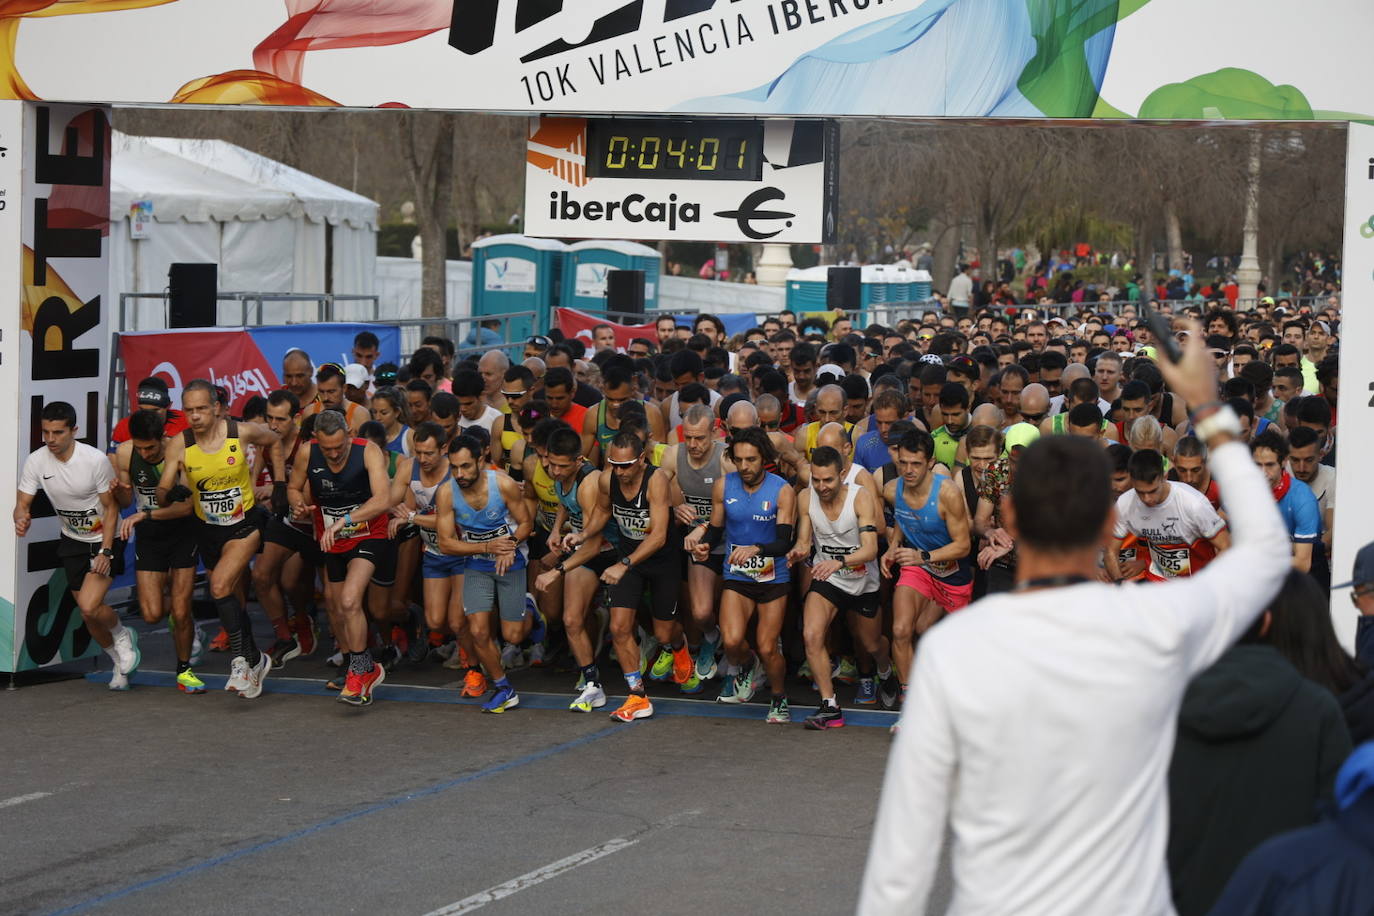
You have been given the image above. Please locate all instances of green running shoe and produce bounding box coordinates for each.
[649,646,674,681]
[765,696,791,724]
[176,669,206,695]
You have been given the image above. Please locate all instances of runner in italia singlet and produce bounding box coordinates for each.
[183,420,255,526]
[893,473,973,587]
[722,471,791,585]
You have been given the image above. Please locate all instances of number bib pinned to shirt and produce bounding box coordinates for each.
[730,551,775,582]
[923,558,959,579]
[57,508,102,539]
[465,524,512,563]
[199,487,245,526]
[1149,542,1192,578]
[819,543,865,577]
[322,505,366,539]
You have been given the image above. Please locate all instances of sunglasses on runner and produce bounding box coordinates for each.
[500,390,528,398]
[606,457,640,466]
[526,335,551,347]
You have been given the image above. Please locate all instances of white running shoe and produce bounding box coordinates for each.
[108,668,129,691]
[226,656,251,693]
[500,642,524,672]
[528,642,547,667]
[112,627,140,676]
[569,682,607,712]
[239,652,271,700]
[189,625,206,667]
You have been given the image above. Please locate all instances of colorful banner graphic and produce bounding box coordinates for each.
[118,323,402,417]
[555,308,656,349]
[8,102,112,674]
[0,2,1369,121]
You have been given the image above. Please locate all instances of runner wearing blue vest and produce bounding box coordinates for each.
[686,426,796,723]
[883,428,972,707]
[436,434,532,714]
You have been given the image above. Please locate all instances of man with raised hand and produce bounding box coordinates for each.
[859,324,1292,916]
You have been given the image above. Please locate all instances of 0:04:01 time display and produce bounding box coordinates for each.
[585,120,764,181]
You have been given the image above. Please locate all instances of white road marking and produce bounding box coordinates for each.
[421,810,699,916]
[0,791,52,809]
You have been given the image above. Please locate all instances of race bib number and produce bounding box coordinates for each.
[199,487,245,526]
[134,485,159,513]
[416,508,441,551]
[1149,542,1192,578]
[684,494,713,523]
[536,504,559,532]
[923,558,958,579]
[57,508,101,538]
[322,505,366,539]
[819,543,864,577]
[465,524,512,563]
[613,504,651,539]
[730,551,776,582]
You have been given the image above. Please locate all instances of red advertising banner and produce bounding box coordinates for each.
[554,308,656,350]
[119,329,279,417]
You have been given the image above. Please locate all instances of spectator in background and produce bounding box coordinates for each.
[591,324,618,353]
[1167,570,1352,915]
[1209,743,1374,916]
[463,319,503,349]
[351,330,380,377]
[947,263,973,316]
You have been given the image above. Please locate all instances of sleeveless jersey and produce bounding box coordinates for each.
[610,465,670,563]
[556,462,618,552]
[531,459,561,533]
[128,448,165,513]
[183,420,255,526]
[307,439,388,553]
[809,483,878,596]
[270,436,313,533]
[386,424,411,457]
[677,442,725,556]
[449,469,527,574]
[595,399,619,454]
[499,414,522,476]
[1052,413,1110,436]
[800,420,854,460]
[894,473,972,586]
[723,471,790,585]
[410,462,450,556]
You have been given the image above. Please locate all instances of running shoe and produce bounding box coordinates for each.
[610,693,653,722]
[528,642,549,667]
[765,696,791,724]
[390,625,411,659]
[326,670,349,691]
[377,644,403,671]
[679,673,704,695]
[481,684,520,713]
[356,663,386,705]
[716,673,740,704]
[176,669,207,695]
[189,625,207,667]
[648,646,674,682]
[833,657,860,684]
[338,670,365,706]
[461,668,488,698]
[570,682,606,712]
[855,677,878,706]
[442,645,467,669]
[108,668,130,691]
[879,673,902,710]
[694,636,719,681]
[293,614,318,657]
[671,644,695,685]
[268,636,301,669]
[239,652,271,700]
[736,657,764,703]
[798,659,814,681]
[112,627,140,676]
[208,627,230,652]
[500,642,524,672]
[226,656,251,693]
[526,593,546,644]
[638,631,657,676]
[405,610,429,664]
[804,703,845,730]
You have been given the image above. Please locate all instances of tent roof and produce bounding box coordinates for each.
[110,132,378,229]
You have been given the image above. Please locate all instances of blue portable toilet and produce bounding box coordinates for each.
[471,234,568,341]
[784,266,832,313]
[561,240,661,316]
[910,269,934,303]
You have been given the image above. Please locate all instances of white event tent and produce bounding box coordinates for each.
[109,132,379,327]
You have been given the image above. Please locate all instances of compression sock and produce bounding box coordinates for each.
[625,671,644,693]
[582,664,600,686]
[349,649,375,674]
[216,595,261,667]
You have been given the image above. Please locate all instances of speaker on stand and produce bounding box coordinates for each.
[168,262,218,328]
[827,266,861,312]
[606,269,646,317]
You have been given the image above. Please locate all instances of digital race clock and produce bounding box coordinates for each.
[586,119,764,181]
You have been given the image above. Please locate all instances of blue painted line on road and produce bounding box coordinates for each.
[85,670,900,728]
[43,718,627,916]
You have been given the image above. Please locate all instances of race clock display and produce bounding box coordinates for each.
[586,119,763,181]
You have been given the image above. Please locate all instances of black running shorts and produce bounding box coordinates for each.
[323,537,398,587]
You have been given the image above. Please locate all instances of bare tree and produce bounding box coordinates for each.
[400,112,455,320]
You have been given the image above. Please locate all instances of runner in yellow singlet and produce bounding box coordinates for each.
[158,379,286,701]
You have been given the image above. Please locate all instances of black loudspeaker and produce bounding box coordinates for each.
[606,269,646,315]
[827,266,861,311]
[168,262,218,328]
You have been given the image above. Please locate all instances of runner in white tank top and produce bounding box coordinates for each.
[788,446,893,730]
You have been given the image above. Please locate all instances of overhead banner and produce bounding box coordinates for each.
[1,2,1370,120]
[1332,121,1374,652]
[525,116,838,243]
[7,102,113,674]
[118,323,403,418]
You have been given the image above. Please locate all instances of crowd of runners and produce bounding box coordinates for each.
[15,293,1360,734]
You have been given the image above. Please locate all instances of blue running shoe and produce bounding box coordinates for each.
[855,677,878,706]
[526,593,546,644]
[695,632,720,680]
[716,672,740,704]
[482,684,520,714]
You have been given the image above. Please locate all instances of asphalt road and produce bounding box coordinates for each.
[0,613,957,916]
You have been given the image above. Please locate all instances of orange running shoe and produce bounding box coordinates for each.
[461,668,488,698]
[610,693,654,722]
[208,628,229,652]
[671,644,694,684]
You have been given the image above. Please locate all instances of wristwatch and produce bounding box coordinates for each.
[620,556,633,568]
[144,507,154,522]
[920,550,932,562]
[555,561,566,574]
[99,547,114,559]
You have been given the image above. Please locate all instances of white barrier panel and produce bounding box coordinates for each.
[1332,121,1374,650]
[2,102,112,674]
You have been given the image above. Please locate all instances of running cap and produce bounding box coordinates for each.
[136,377,171,408]
[344,363,369,388]
[1333,540,1374,590]
[1003,422,1041,455]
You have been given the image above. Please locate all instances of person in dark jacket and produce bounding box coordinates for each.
[1209,741,1374,915]
[1168,575,1353,916]
[1334,541,1374,668]
[1266,570,1374,745]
